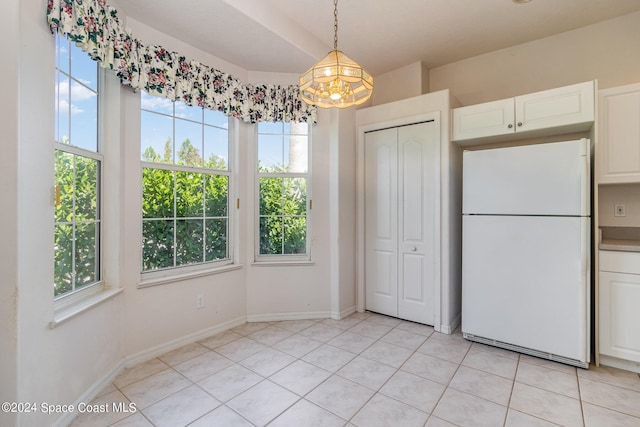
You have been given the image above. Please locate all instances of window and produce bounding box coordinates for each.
[54,34,102,298]
[256,122,311,260]
[140,92,231,273]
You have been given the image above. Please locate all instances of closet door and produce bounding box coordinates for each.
[364,121,437,325]
[397,122,436,324]
[365,128,398,317]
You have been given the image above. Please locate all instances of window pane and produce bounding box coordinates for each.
[142,168,175,218]
[70,42,97,91]
[141,111,173,163]
[260,216,282,255]
[259,178,283,216]
[55,72,70,144]
[141,91,173,115]
[176,118,203,167]
[176,219,204,266]
[205,175,228,217]
[283,216,307,254]
[258,134,283,172]
[258,122,283,134]
[290,122,307,135]
[142,220,174,271]
[175,101,202,122]
[285,134,308,173]
[176,171,204,218]
[69,78,98,152]
[56,36,69,74]
[205,218,227,261]
[204,109,228,127]
[55,150,74,223]
[54,224,73,297]
[75,156,99,221]
[284,178,307,215]
[204,125,228,170]
[75,222,98,287]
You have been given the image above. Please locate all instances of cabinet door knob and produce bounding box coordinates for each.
[411,247,417,252]
[508,124,513,129]
[517,122,523,127]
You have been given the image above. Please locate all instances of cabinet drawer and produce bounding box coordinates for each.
[599,250,640,274]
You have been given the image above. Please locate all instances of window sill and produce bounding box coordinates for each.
[138,264,243,289]
[251,260,315,267]
[50,287,123,329]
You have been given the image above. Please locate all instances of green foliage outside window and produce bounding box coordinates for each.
[54,149,100,296]
[258,173,307,255]
[142,138,229,272]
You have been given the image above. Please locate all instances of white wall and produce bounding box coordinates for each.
[599,184,640,227]
[0,0,20,425]
[10,2,125,426]
[371,61,429,106]
[429,11,640,106]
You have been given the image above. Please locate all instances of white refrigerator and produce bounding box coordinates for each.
[462,139,591,368]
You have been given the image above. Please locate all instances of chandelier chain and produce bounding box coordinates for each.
[333,0,338,50]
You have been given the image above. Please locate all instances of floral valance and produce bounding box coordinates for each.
[46,0,317,124]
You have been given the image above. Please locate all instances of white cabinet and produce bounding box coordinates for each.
[599,250,640,367]
[364,121,439,325]
[597,83,640,184]
[453,81,594,144]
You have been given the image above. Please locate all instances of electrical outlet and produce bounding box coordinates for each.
[614,203,626,217]
[196,294,205,309]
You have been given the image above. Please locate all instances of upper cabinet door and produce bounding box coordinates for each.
[597,83,640,184]
[515,81,594,133]
[452,81,595,145]
[452,98,514,141]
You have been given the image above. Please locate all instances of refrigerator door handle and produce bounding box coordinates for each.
[580,138,591,216]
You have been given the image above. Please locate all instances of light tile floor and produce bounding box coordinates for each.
[70,312,640,427]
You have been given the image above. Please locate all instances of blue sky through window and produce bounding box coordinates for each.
[55,35,98,153]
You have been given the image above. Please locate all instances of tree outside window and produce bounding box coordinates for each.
[140,92,231,272]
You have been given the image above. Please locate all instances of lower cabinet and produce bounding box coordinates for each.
[599,250,640,366]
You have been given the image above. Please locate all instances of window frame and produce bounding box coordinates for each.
[139,95,236,283]
[254,122,312,263]
[53,34,104,302]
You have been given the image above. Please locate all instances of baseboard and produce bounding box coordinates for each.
[52,359,126,427]
[246,311,331,323]
[599,354,640,374]
[332,305,356,320]
[438,313,461,335]
[124,316,247,368]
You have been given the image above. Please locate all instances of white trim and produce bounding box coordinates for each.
[52,359,126,427]
[437,312,461,335]
[138,263,242,288]
[250,261,315,267]
[246,311,331,322]
[51,287,123,328]
[599,355,640,374]
[332,305,356,320]
[124,316,247,368]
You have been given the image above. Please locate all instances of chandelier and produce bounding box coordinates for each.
[299,0,373,108]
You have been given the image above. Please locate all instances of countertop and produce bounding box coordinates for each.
[599,227,640,252]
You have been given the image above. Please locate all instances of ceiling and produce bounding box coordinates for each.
[117,0,640,77]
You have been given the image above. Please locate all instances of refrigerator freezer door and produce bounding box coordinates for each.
[462,215,590,363]
[462,139,590,216]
